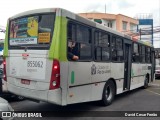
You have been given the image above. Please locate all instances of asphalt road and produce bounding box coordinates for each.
[4,80,160,120]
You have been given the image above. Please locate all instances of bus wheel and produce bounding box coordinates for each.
[101,80,116,106]
[143,76,149,89]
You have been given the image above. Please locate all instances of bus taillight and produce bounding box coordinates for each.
[3,59,7,81]
[49,59,60,90]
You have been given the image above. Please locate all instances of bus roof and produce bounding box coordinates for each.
[9,8,153,48]
[9,8,58,19]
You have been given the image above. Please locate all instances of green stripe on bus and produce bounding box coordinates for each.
[3,23,9,57]
[131,68,134,77]
[71,71,75,84]
[48,16,68,61]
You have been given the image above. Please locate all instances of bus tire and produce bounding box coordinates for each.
[101,80,116,106]
[143,76,149,89]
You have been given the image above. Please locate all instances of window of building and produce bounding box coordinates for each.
[108,23,110,27]
[94,19,102,24]
[130,23,136,31]
[107,22,112,28]
[110,23,112,28]
[122,21,127,30]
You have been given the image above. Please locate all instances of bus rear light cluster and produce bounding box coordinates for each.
[3,59,7,81]
[49,59,60,90]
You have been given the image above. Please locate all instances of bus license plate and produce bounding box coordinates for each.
[21,79,30,85]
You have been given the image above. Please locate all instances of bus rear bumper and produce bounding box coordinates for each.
[7,82,62,105]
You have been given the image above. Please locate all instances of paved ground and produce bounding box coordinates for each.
[148,79,160,94]
[5,80,159,120]
[151,79,160,86]
[1,79,159,120]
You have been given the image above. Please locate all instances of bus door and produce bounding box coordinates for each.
[123,41,132,90]
[151,49,155,82]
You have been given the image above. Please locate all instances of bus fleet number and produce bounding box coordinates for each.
[27,61,43,68]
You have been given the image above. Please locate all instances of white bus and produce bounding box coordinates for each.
[3,8,155,106]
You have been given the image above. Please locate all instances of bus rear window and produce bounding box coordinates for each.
[9,13,55,49]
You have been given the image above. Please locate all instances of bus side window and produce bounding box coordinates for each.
[80,43,91,60]
[68,41,79,61]
[116,38,123,61]
[112,37,123,62]
[141,45,145,63]
[133,43,139,62]
[67,22,79,61]
[67,23,76,41]
[95,31,110,61]
[145,47,151,63]
[111,37,117,61]
[132,52,136,62]
[77,25,92,60]
[67,22,92,61]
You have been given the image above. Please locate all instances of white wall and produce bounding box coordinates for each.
[101,19,116,30]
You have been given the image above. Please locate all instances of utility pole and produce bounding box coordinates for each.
[140,28,141,40]
[151,21,153,45]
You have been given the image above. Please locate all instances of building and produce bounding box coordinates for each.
[78,13,138,35]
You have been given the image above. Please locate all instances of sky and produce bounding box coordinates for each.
[0,0,160,46]
[0,0,159,26]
